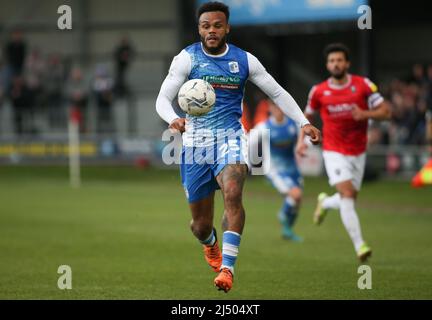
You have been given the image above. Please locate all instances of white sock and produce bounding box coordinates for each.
[322,193,341,210]
[339,197,365,252]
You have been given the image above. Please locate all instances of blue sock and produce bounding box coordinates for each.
[280,196,298,227]
[221,231,241,274]
[200,228,216,246]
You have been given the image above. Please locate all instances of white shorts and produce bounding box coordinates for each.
[322,151,366,191]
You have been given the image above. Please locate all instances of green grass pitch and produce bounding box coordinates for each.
[0,166,431,299]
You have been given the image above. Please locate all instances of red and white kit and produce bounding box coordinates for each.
[305,74,383,190]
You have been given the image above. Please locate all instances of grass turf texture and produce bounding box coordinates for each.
[0,166,431,299]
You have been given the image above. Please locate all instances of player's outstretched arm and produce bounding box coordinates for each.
[247,52,309,128]
[156,50,191,132]
[351,101,392,121]
[247,52,322,145]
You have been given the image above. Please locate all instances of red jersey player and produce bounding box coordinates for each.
[297,43,391,262]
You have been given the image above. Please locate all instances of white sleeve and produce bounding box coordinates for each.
[156,50,191,124]
[247,52,310,128]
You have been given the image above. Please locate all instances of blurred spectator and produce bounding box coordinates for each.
[92,64,114,133]
[406,63,427,86]
[9,76,34,135]
[65,66,88,133]
[24,47,45,112]
[0,56,6,107]
[426,65,432,112]
[4,30,27,77]
[368,63,431,146]
[44,53,65,127]
[113,36,134,97]
[368,123,388,146]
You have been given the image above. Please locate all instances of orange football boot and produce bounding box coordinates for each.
[214,268,233,293]
[203,229,222,272]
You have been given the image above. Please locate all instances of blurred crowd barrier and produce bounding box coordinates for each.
[0,133,429,182]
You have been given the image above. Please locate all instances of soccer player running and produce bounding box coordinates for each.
[297,43,391,262]
[251,99,304,242]
[156,2,321,292]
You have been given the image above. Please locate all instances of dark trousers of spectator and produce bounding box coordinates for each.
[46,93,64,128]
[97,104,113,133]
[14,107,33,136]
[115,66,128,97]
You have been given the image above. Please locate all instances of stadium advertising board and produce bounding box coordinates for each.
[0,138,154,162]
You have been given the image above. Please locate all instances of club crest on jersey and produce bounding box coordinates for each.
[228,61,239,73]
[351,86,356,92]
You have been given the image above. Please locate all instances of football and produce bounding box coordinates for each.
[178,79,216,116]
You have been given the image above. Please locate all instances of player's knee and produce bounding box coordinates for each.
[340,189,356,199]
[190,217,211,229]
[288,188,302,204]
[190,218,212,238]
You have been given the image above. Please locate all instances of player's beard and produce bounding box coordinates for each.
[331,68,347,80]
[201,35,227,55]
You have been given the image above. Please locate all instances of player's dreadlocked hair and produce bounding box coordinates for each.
[323,43,351,61]
[197,1,230,22]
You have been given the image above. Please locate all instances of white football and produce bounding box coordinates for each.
[178,79,216,116]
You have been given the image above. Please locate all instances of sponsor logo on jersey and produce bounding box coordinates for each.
[324,90,331,96]
[228,61,239,73]
[202,75,241,90]
[327,103,359,118]
[199,63,210,68]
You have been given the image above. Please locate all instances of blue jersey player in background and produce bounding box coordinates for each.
[252,100,304,242]
[156,1,321,293]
